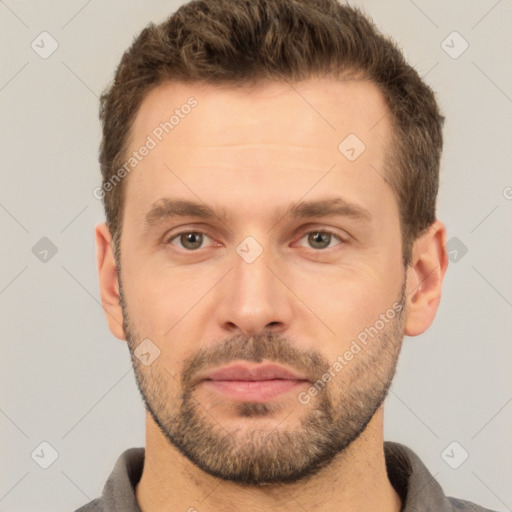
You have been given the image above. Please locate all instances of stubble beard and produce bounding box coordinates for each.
[120,278,406,486]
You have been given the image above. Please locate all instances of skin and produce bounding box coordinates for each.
[96,78,448,512]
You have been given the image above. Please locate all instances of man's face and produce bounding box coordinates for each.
[117,78,407,484]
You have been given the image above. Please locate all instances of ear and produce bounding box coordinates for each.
[404,220,448,336]
[95,223,126,340]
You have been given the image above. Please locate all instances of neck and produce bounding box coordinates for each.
[135,407,402,512]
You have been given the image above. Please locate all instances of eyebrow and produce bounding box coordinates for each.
[145,199,218,226]
[285,197,371,222]
[144,196,372,229]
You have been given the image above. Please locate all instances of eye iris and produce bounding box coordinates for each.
[181,232,203,250]
[308,231,331,249]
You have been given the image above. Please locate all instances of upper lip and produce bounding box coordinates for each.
[200,363,309,382]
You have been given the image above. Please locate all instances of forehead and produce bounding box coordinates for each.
[130,78,391,156]
[122,78,396,229]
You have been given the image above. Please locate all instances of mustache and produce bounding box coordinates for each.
[180,333,330,389]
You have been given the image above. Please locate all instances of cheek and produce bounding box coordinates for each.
[119,264,175,340]
[294,263,400,353]
[120,263,218,370]
[324,283,382,342]
[119,232,187,328]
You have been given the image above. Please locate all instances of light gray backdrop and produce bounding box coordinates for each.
[1,1,511,511]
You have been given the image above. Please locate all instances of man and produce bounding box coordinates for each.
[77,0,498,511]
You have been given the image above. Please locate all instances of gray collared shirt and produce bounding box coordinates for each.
[74,441,499,511]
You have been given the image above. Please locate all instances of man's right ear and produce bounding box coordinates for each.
[95,223,126,340]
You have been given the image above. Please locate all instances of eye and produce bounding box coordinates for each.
[296,230,344,250]
[167,231,213,251]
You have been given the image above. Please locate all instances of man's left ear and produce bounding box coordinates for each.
[405,220,449,336]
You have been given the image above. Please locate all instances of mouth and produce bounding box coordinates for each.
[198,363,310,402]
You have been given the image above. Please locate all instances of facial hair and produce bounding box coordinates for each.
[120,277,406,486]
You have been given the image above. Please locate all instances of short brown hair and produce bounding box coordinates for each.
[99,0,444,265]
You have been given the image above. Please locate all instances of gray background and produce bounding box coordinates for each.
[1,1,511,511]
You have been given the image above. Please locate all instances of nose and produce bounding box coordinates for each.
[215,246,293,337]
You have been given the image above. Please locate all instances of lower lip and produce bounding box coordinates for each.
[201,379,308,402]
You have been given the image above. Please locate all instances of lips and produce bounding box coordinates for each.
[202,363,309,382]
[198,363,310,402]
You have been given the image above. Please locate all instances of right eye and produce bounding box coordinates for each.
[166,231,214,251]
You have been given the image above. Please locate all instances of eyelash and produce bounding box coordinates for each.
[164,228,347,251]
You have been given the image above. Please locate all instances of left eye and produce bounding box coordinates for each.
[297,230,343,250]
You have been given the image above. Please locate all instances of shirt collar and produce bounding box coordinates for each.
[98,441,453,511]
